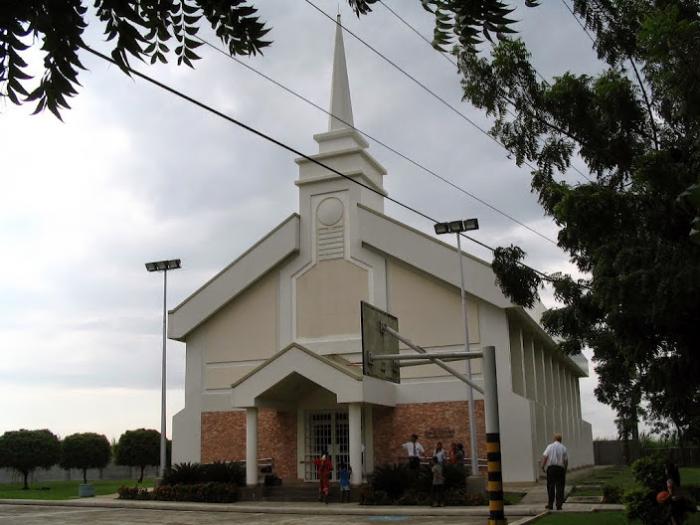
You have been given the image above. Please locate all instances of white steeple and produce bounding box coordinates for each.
[328,15,354,131]
[294,12,387,215]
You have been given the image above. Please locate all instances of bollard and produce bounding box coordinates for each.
[483,345,506,525]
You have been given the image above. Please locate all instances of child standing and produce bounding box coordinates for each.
[338,462,352,502]
[431,456,445,507]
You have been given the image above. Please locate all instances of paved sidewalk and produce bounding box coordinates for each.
[0,495,623,517]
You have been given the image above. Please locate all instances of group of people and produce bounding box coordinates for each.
[312,452,352,504]
[401,433,466,507]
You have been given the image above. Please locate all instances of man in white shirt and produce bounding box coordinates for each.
[541,433,568,510]
[401,434,424,469]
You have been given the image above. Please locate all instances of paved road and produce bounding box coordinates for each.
[0,505,488,525]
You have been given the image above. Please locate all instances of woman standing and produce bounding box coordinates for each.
[314,451,333,503]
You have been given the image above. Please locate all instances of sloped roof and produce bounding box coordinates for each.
[168,214,299,340]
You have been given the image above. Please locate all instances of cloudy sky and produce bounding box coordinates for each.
[1,0,619,442]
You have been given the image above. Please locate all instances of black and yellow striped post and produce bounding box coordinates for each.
[486,432,505,524]
[483,346,506,525]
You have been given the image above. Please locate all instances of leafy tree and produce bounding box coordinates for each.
[115,428,161,483]
[60,432,112,484]
[0,0,537,119]
[437,1,700,441]
[0,429,61,489]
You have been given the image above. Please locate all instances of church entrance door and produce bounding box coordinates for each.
[303,409,349,481]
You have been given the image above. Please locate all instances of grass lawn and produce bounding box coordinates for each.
[569,466,700,500]
[503,492,525,505]
[534,511,700,525]
[682,467,700,486]
[0,479,154,500]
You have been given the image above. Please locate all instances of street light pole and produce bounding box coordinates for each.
[145,258,182,479]
[160,268,167,479]
[456,232,479,480]
[433,219,480,481]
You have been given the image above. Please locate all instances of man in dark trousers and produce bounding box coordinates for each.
[540,433,568,510]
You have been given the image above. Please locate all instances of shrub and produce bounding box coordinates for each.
[371,464,417,500]
[118,486,151,500]
[162,461,246,486]
[152,482,238,503]
[631,455,666,491]
[162,462,202,485]
[201,461,245,486]
[118,483,239,503]
[602,483,623,504]
[623,487,668,525]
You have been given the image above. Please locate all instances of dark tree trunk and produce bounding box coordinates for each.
[22,471,29,490]
[82,468,88,484]
[138,465,144,483]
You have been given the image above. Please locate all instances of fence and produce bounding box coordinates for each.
[594,440,700,466]
[0,462,159,484]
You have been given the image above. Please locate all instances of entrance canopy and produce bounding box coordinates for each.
[230,343,396,409]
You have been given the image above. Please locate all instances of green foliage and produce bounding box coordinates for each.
[368,463,467,504]
[0,0,536,119]
[491,245,542,309]
[115,428,160,482]
[0,429,61,489]
[451,0,700,443]
[118,482,239,502]
[0,479,153,500]
[117,485,152,500]
[152,482,239,502]
[631,455,666,492]
[623,486,666,525]
[161,461,245,486]
[60,433,112,484]
[602,483,623,504]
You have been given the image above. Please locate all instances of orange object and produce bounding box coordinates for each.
[656,490,670,504]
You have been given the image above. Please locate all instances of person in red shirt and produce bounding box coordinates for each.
[313,451,333,504]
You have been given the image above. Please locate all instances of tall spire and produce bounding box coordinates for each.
[328,15,354,131]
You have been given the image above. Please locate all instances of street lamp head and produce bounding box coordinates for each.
[448,220,464,233]
[463,218,479,231]
[145,259,182,272]
[434,222,450,235]
[434,219,480,236]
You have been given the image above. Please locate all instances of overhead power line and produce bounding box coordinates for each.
[376,0,594,184]
[80,43,558,284]
[560,0,596,43]
[195,36,559,246]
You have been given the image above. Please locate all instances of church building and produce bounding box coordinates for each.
[168,17,594,485]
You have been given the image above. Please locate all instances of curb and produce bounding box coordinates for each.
[510,511,549,525]
[0,498,544,517]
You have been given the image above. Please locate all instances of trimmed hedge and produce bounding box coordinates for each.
[118,482,238,503]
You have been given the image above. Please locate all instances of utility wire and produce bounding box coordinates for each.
[304,0,528,165]
[377,0,595,184]
[195,36,559,246]
[560,0,597,43]
[80,43,558,284]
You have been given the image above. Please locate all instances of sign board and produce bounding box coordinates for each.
[360,301,400,384]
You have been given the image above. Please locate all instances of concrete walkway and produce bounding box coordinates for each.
[0,495,624,517]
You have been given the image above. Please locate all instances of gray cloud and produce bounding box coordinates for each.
[1,0,617,438]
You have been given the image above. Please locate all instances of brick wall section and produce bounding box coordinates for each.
[201,409,298,481]
[373,400,486,469]
[201,401,485,482]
